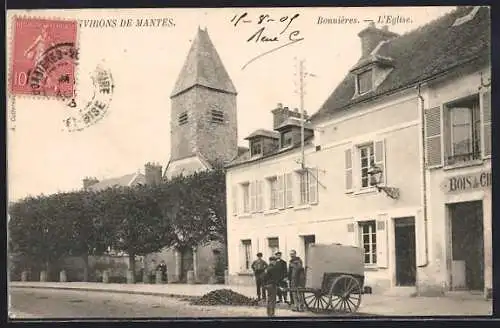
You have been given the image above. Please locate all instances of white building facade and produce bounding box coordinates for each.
[226,7,491,297]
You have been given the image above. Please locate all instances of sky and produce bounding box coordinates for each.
[7,6,457,201]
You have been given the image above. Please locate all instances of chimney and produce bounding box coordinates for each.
[145,162,163,186]
[83,177,99,190]
[357,23,399,57]
[271,104,303,130]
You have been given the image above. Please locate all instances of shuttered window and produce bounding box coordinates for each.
[424,106,443,167]
[256,180,264,212]
[268,237,279,256]
[242,183,250,213]
[359,143,375,188]
[231,185,238,216]
[481,90,491,158]
[277,175,285,209]
[345,148,353,192]
[241,239,252,271]
[284,173,294,207]
[358,220,377,265]
[374,139,386,185]
[308,168,318,204]
[376,216,388,268]
[268,176,278,210]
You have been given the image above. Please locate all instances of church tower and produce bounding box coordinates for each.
[165,27,238,179]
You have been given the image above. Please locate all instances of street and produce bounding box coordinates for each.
[9,288,312,319]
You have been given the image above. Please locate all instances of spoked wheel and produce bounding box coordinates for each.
[303,290,332,313]
[328,275,362,313]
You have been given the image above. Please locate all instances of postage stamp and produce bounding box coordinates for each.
[10,17,78,98]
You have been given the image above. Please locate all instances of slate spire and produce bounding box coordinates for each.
[171,28,237,98]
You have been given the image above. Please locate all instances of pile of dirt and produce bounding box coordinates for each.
[190,289,259,306]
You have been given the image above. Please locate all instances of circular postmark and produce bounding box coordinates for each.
[27,42,79,99]
[62,65,114,132]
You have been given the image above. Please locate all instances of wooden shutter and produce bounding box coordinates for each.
[374,139,386,184]
[346,221,358,247]
[308,168,318,204]
[277,175,285,209]
[415,212,427,267]
[376,215,389,268]
[231,185,238,216]
[250,181,257,213]
[481,90,491,158]
[345,148,353,193]
[258,180,265,211]
[285,173,293,207]
[424,106,443,167]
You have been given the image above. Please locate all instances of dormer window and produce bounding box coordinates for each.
[281,130,293,148]
[178,111,188,125]
[211,109,224,123]
[357,69,373,95]
[251,139,263,157]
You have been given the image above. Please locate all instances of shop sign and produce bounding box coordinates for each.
[442,171,492,193]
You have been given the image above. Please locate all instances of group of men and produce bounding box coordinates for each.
[251,250,306,316]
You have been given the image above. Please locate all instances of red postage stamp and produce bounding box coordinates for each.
[10,17,78,98]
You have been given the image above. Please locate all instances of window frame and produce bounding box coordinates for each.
[358,220,377,266]
[178,111,188,125]
[356,69,373,95]
[267,176,279,210]
[358,142,376,189]
[446,95,481,165]
[298,169,310,205]
[241,182,250,214]
[241,239,252,271]
[210,109,225,124]
[267,237,280,257]
[250,139,263,157]
[281,130,293,148]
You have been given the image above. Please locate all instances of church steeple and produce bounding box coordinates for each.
[171,27,237,98]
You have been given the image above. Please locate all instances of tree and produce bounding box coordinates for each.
[101,184,173,278]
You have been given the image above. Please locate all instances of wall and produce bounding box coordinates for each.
[227,91,423,292]
[60,255,141,282]
[418,66,492,296]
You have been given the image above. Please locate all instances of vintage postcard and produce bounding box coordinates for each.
[7,6,492,319]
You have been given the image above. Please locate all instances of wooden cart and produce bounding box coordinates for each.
[287,243,365,314]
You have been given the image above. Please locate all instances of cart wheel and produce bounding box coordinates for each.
[328,275,362,313]
[303,290,331,313]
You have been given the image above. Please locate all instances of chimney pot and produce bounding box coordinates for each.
[284,106,289,110]
[277,103,283,109]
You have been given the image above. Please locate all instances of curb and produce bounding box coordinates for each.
[10,285,195,299]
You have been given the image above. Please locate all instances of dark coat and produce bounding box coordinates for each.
[275,259,288,280]
[262,263,282,286]
[251,258,268,276]
[288,257,306,287]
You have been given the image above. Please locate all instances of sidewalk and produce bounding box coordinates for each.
[10,281,492,316]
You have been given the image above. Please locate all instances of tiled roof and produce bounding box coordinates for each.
[227,136,314,168]
[171,27,237,97]
[244,129,280,140]
[310,6,491,124]
[88,172,145,191]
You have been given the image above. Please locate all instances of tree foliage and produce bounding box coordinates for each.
[8,167,227,280]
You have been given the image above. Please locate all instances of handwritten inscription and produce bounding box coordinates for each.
[232,12,305,69]
[231,12,304,43]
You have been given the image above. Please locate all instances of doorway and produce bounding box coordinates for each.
[449,201,484,291]
[179,247,194,282]
[394,217,416,286]
[302,235,316,275]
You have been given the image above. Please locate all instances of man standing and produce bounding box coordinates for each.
[288,250,306,311]
[157,260,168,283]
[274,252,288,304]
[262,256,281,317]
[251,252,268,301]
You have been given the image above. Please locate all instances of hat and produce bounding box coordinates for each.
[269,256,276,261]
[275,251,282,256]
[257,252,263,257]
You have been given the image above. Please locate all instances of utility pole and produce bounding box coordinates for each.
[299,59,305,170]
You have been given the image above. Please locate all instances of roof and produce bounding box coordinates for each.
[171,27,237,98]
[227,135,314,168]
[310,6,491,124]
[244,129,280,140]
[88,172,145,191]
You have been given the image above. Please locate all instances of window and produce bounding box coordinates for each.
[359,221,377,265]
[251,140,263,157]
[241,182,250,213]
[299,170,309,205]
[241,239,252,271]
[268,237,280,256]
[359,143,375,188]
[211,109,224,123]
[357,69,373,94]
[268,176,278,210]
[178,111,188,125]
[297,169,318,205]
[281,130,293,148]
[447,96,481,165]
